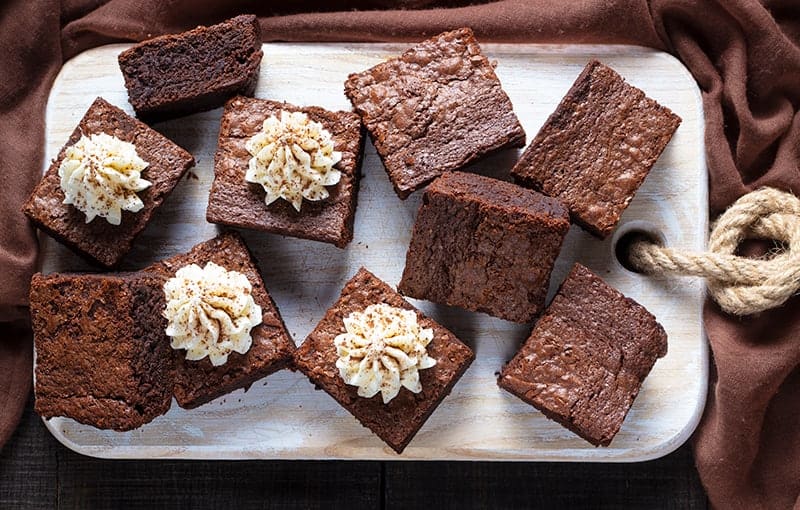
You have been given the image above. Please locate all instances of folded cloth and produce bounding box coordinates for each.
[2,1,798,507]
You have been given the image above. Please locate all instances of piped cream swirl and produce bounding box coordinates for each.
[58,132,151,225]
[163,262,262,366]
[334,303,437,404]
[244,110,342,212]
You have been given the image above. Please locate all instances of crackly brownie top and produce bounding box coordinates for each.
[511,60,681,238]
[344,27,525,197]
[499,263,667,445]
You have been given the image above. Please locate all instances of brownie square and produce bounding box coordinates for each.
[23,97,195,267]
[118,15,263,122]
[293,267,475,453]
[344,27,526,199]
[498,263,668,446]
[31,272,174,431]
[511,60,681,238]
[206,97,364,248]
[145,231,295,409]
[398,172,570,323]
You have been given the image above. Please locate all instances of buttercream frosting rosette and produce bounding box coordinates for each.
[163,261,262,366]
[334,303,437,404]
[58,132,151,225]
[245,109,342,211]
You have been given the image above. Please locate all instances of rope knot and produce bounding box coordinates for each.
[628,187,800,316]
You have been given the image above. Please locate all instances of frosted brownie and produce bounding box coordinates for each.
[118,15,263,122]
[23,97,194,267]
[31,272,173,431]
[498,263,668,446]
[206,97,364,248]
[511,60,681,238]
[293,268,475,453]
[344,27,526,198]
[398,172,569,323]
[145,232,295,409]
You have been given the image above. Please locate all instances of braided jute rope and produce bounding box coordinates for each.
[628,187,800,316]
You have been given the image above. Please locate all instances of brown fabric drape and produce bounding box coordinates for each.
[2,1,798,508]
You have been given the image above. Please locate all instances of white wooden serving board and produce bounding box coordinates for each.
[39,42,707,461]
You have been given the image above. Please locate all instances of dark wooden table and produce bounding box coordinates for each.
[0,396,707,509]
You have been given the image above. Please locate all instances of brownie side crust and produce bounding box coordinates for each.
[398,172,570,323]
[206,97,364,248]
[511,60,681,238]
[144,231,295,409]
[118,15,263,122]
[22,97,195,267]
[344,27,526,199]
[32,272,173,431]
[498,263,668,446]
[293,267,475,453]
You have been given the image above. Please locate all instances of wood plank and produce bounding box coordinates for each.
[0,399,704,508]
[56,451,381,509]
[0,398,58,510]
[40,42,707,460]
[384,443,707,509]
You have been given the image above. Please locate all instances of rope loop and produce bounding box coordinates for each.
[628,187,800,316]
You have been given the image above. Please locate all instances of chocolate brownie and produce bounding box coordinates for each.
[206,97,364,248]
[498,263,668,446]
[344,27,526,199]
[398,172,569,323]
[511,60,681,238]
[118,15,263,122]
[293,267,475,453]
[145,231,295,409]
[22,97,195,267]
[31,272,173,431]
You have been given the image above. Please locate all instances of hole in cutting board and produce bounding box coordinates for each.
[614,222,666,273]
